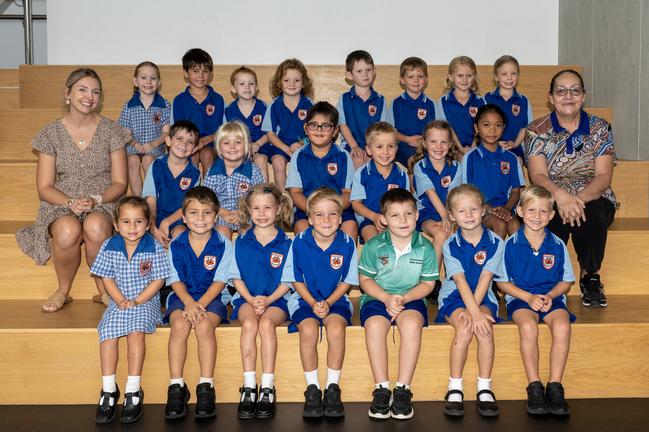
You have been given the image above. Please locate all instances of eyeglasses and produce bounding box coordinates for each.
[306,122,334,132]
[553,86,584,97]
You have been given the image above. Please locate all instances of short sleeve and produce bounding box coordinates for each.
[165,246,180,285]
[493,238,513,283]
[526,96,534,124]
[118,103,130,130]
[150,243,172,281]
[343,245,360,285]
[141,162,157,197]
[524,127,546,160]
[512,155,526,188]
[90,239,115,279]
[32,122,58,155]
[379,98,388,122]
[350,166,367,201]
[385,100,395,126]
[435,98,447,121]
[261,103,274,133]
[106,119,131,152]
[413,162,434,197]
[285,150,303,189]
[559,240,576,282]
[343,151,354,189]
[252,164,264,186]
[443,239,464,281]
[162,100,172,126]
[420,241,439,281]
[281,242,299,283]
[483,236,504,278]
[213,237,233,283]
[594,119,615,158]
[336,95,347,125]
[358,241,378,277]
[228,240,242,281]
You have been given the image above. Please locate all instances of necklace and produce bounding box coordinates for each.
[79,139,85,146]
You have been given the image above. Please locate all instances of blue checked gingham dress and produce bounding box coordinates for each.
[118,92,171,157]
[91,233,171,342]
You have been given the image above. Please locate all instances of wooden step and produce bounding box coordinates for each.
[0,89,19,109]
[0,296,647,404]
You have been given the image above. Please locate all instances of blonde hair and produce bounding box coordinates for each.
[409,120,459,172]
[445,56,479,93]
[229,66,258,97]
[214,121,251,160]
[400,57,428,77]
[365,121,397,147]
[493,55,520,84]
[306,187,343,218]
[238,183,293,231]
[518,185,554,208]
[269,58,314,99]
[446,184,485,213]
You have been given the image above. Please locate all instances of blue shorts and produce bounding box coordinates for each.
[168,219,185,232]
[231,296,289,321]
[435,296,499,324]
[396,143,417,167]
[506,298,576,323]
[360,299,429,327]
[416,207,441,231]
[294,207,356,225]
[163,293,228,324]
[288,300,352,333]
[256,143,290,161]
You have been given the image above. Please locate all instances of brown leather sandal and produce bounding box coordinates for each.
[41,291,73,313]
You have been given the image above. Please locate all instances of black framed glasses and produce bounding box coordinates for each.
[553,86,584,97]
[306,122,334,132]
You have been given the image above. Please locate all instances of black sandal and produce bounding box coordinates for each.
[477,389,500,417]
[443,389,464,416]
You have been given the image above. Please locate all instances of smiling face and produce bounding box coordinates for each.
[346,60,376,88]
[517,197,554,233]
[183,199,217,235]
[381,201,418,240]
[308,198,342,239]
[166,128,197,159]
[449,64,475,93]
[133,65,160,96]
[400,67,427,96]
[448,192,484,232]
[494,62,519,91]
[115,204,148,245]
[424,127,452,162]
[281,68,303,97]
[549,71,585,119]
[66,76,101,114]
[366,132,397,168]
[475,110,505,147]
[184,64,212,89]
[304,113,337,150]
[231,71,257,101]
[218,132,247,164]
[249,192,280,229]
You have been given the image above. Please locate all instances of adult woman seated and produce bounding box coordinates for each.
[524,69,615,308]
[16,68,129,312]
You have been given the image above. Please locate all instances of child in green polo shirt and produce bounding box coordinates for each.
[358,188,438,420]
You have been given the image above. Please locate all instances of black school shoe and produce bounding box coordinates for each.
[303,384,323,418]
[443,389,464,416]
[120,388,144,423]
[390,386,414,420]
[323,383,345,418]
[581,274,607,307]
[195,383,216,419]
[368,387,391,419]
[526,381,549,415]
[256,387,276,419]
[95,386,120,424]
[237,386,257,419]
[476,389,500,417]
[165,383,190,420]
[546,382,570,416]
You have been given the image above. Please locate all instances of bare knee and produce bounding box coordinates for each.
[518,319,539,340]
[454,325,474,346]
[298,322,319,346]
[82,214,113,244]
[170,317,192,338]
[241,317,259,337]
[51,217,83,248]
[258,317,278,337]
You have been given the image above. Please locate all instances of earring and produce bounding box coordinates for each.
[65,98,70,105]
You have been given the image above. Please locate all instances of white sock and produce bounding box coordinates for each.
[170,377,184,387]
[326,368,341,387]
[243,371,256,389]
[304,369,320,389]
[125,376,141,405]
[261,373,275,389]
[375,381,389,389]
[477,377,495,402]
[395,382,410,390]
[448,377,463,403]
[199,377,214,387]
[100,375,116,406]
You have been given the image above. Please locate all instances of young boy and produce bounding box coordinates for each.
[142,120,201,248]
[281,188,359,419]
[495,185,575,416]
[286,102,358,240]
[163,186,232,420]
[386,57,440,167]
[171,48,224,171]
[358,188,438,420]
[351,122,409,243]
[336,50,388,168]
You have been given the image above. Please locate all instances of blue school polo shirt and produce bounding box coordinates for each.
[166,229,232,301]
[336,87,387,149]
[387,92,438,162]
[438,91,486,147]
[350,160,409,225]
[224,97,267,142]
[484,88,534,142]
[171,85,225,138]
[261,94,314,145]
[495,227,575,306]
[141,155,201,226]
[413,157,460,220]
[459,144,525,207]
[286,143,354,197]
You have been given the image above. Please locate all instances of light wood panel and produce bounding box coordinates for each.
[0,68,19,87]
[0,162,38,220]
[0,89,19,109]
[612,160,649,218]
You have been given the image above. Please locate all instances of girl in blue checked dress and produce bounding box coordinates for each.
[91,197,171,424]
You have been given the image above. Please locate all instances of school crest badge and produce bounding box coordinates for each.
[387,183,400,190]
[179,177,192,190]
[239,182,250,193]
[252,114,263,126]
[368,104,377,116]
[512,104,521,116]
[139,260,152,276]
[500,161,510,175]
[441,175,452,188]
[298,109,307,121]
[543,254,555,270]
[330,254,343,270]
[474,250,487,265]
[152,112,161,124]
[206,104,215,116]
[204,255,216,270]
[379,255,389,266]
[270,252,284,269]
[327,163,338,175]
[469,106,478,117]
[417,108,427,120]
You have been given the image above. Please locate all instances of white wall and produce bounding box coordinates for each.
[47,0,558,65]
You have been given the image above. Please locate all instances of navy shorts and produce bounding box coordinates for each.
[163,293,228,324]
[396,143,417,168]
[506,298,576,323]
[435,297,499,324]
[256,142,290,161]
[288,301,352,333]
[416,207,441,231]
[231,296,289,321]
[360,299,429,327]
[294,207,356,224]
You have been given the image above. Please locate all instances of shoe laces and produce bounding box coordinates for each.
[372,388,391,405]
[393,387,412,406]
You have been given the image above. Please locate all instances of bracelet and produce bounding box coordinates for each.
[66,198,74,208]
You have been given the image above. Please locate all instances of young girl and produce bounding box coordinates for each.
[202,121,264,239]
[118,62,171,196]
[459,104,524,239]
[229,183,294,419]
[484,55,534,162]
[436,185,503,418]
[225,66,269,178]
[437,56,486,155]
[91,197,171,424]
[260,58,315,188]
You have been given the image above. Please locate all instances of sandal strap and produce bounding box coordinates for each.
[444,389,464,400]
[477,389,497,400]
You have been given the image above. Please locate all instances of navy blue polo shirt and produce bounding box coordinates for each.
[459,144,525,207]
[438,91,486,147]
[261,94,313,145]
[484,87,534,142]
[172,85,225,137]
[286,142,354,197]
[224,97,267,142]
[350,160,409,223]
[413,157,460,219]
[549,110,591,154]
[336,87,387,149]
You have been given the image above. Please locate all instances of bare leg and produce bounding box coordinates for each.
[395,310,424,385]
[237,304,260,372]
[364,316,390,383]
[360,224,379,243]
[127,154,143,196]
[194,312,221,378]
[293,219,309,235]
[341,220,358,242]
[446,308,474,378]
[297,318,320,372]
[126,332,146,376]
[476,305,495,379]
[543,309,571,383]
[512,309,541,383]
[258,307,287,374]
[324,314,346,370]
[253,153,269,182]
[100,338,119,375]
[216,225,234,240]
[270,155,287,189]
[48,216,83,300]
[82,212,114,296]
[200,147,216,173]
[168,310,192,379]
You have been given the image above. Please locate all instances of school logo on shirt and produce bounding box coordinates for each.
[543,254,555,270]
[441,175,452,188]
[330,254,344,270]
[500,161,510,175]
[152,112,161,124]
[204,255,217,270]
[206,104,215,116]
[379,255,390,266]
[140,260,152,276]
[417,108,427,120]
[252,114,263,126]
[387,183,400,190]
[270,252,284,268]
[474,250,487,265]
[469,106,478,117]
[298,109,307,121]
[327,163,338,175]
[239,182,250,193]
[368,104,377,117]
[512,104,521,116]
[179,177,192,190]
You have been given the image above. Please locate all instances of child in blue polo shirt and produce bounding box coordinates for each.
[485,55,534,162]
[172,48,224,171]
[163,186,232,421]
[260,58,314,188]
[386,57,440,167]
[286,102,357,240]
[437,184,503,418]
[336,50,388,168]
[92,197,171,424]
[229,183,294,419]
[459,104,524,239]
[281,188,359,419]
[351,122,409,243]
[438,56,486,154]
[495,185,575,416]
[225,66,269,179]
[119,61,171,196]
[142,120,201,248]
[202,121,264,239]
